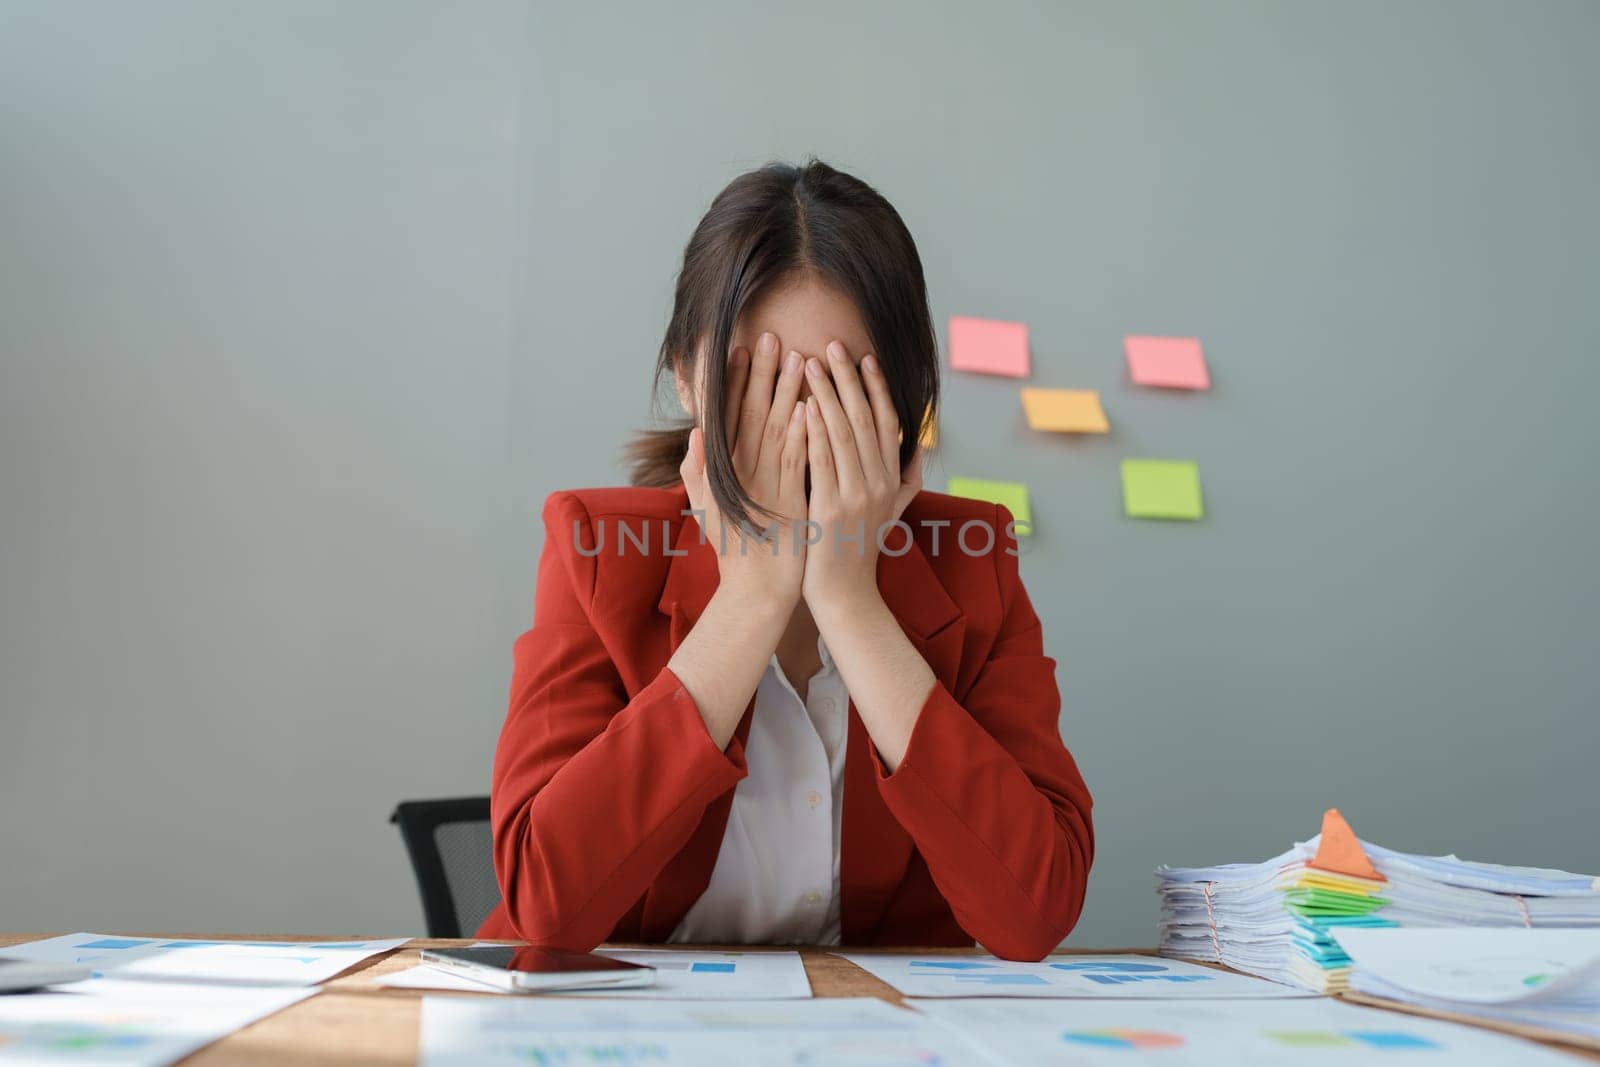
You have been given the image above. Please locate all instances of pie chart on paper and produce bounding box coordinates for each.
[1062,1028,1186,1050]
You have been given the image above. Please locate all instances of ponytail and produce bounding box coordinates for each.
[625,423,692,488]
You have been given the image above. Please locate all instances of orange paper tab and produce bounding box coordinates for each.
[1308,808,1384,882]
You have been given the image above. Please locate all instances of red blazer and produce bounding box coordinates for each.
[477,485,1094,961]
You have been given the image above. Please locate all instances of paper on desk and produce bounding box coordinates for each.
[837,953,1310,999]
[419,995,989,1066]
[381,948,812,999]
[0,978,313,1066]
[3,932,406,986]
[949,316,1029,378]
[913,995,1580,1065]
[1332,928,1600,1006]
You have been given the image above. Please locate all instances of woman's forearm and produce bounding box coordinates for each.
[811,591,936,772]
[668,580,793,749]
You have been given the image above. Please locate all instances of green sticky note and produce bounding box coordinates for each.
[1121,459,1203,520]
[945,476,1033,536]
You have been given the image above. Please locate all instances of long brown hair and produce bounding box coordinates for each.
[627,159,939,530]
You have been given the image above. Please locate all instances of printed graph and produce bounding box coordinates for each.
[907,957,1217,988]
[1080,974,1214,986]
[0,1024,156,1054]
[795,1039,946,1064]
[513,1041,669,1064]
[1265,1029,1441,1050]
[908,960,1050,986]
[1062,1029,1186,1050]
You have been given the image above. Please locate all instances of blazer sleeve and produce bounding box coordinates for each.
[489,491,748,950]
[869,504,1095,961]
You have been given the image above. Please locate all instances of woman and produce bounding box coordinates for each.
[476,160,1093,961]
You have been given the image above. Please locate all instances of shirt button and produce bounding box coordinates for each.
[806,790,822,809]
[817,698,836,714]
[804,891,822,905]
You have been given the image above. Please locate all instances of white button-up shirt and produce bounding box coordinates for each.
[669,637,849,945]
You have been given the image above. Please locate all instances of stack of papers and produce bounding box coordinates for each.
[1334,927,1600,1045]
[1157,810,1600,992]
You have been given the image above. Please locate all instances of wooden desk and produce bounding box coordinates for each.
[3,934,1592,1064]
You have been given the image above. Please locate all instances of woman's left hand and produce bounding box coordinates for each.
[801,341,922,616]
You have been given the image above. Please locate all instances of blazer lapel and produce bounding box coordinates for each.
[656,500,718,650]
[840,540,967,942]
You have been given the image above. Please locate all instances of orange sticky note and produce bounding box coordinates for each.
[950,316,1029,378]
[1020,388,1109,433]
[1125,335,1210,390]
[1308,808,1384,882]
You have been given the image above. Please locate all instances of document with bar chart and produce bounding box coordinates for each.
[1,932,406,987]
[838,953,1313,998]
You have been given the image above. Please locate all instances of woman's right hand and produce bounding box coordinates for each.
[680,331,809,611]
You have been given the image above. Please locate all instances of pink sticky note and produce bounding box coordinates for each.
[1124,335,1210,390]
[950,316,1030,378]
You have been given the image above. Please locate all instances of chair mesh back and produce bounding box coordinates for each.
[434,820,501,938]
[391,796,500,938]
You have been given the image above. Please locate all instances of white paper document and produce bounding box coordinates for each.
[419,995,989,1066]
[912,996,1581,1065]
[1333,927,1600,1004]
[381,948,812,999]
[1,932,407,987]
[1333,927,1600,1040]
[0,979,313,1066]
[838,953,1310,999]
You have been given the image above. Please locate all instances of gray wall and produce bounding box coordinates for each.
[2,1,1596,946]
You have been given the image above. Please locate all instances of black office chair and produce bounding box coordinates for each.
[389,796,502,938]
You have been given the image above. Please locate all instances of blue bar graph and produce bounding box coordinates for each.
[951,974,1050,986]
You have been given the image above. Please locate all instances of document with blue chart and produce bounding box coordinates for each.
[838,953,1312,998]
[0,932,407,987]
[911,997,1582,1065]
[418,996,991,1067]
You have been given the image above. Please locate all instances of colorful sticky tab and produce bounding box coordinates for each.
[949,316,1030,378]
[1121,459,1203,520]
[945,476,1033,536]
[1020,388,1110,433]
[1125,335,1210,390]
[919,405,938,448]
[1309,809,1385,882]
